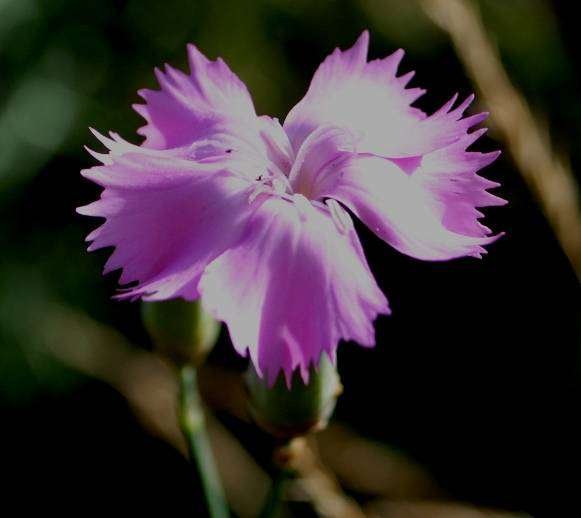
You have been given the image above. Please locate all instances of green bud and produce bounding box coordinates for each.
[141,299,220,366]
[245,355,342,439]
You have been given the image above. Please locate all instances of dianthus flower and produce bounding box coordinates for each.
[78,32,504,384]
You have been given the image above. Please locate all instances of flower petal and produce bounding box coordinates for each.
[199,194,389,385]
[134,44,262,152]
[324,155,502,261]
[288,125,355,199]
[258,115,294,177]
[413,129,505,238]
[284,31,486,158]
[85,127,267,184]
[78,151,253,300]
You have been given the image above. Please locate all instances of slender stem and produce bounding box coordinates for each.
[259,468,292,518]
[179,364,229,518]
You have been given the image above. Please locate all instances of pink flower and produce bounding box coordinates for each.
[78,32,504,385]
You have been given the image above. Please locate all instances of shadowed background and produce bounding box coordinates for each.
[0,0,579,516]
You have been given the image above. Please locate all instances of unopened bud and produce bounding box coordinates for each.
[141,299,220,366]
[245,355,342,439]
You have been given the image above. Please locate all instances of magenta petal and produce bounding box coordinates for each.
[258,116,295,177]
[199,194,389,386]
[284,32,489,159]
[326,156,502,261]
[384,94,491,158]
[134,44,261,151]
[414,129,505,238]
[284,31,422,154]
[78,150,253,301]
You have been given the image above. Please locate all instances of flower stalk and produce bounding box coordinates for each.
[142,299,228,518]
[258,438,305,518]
[179,364,229,518]
[259,464,293,518]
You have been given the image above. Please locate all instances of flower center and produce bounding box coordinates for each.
[249,168,293,203]
[253,122,356,203]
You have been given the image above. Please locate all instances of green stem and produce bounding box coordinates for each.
[259,468,292,518]
[179,364,229,518]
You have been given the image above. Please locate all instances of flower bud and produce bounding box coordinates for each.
[245,355,342,439]
[141,299,220,366]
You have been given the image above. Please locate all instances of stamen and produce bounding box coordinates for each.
[271,177,288,196]
[248,167,294,205]
[292,194,312,222]
[269,168,293,194]
[325,199,351,235]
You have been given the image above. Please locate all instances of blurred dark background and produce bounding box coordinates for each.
[1,0,579,516]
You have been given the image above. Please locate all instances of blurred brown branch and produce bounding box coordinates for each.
[316,424,440,501]
[283,437,367,518]
[422,0,581,278]
[366,500,531,518]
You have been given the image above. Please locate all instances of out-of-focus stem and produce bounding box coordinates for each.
[259,438,302,518]
[179,364,229,518]
[422,0,581,278]
[259,467,292,518]
[259,437,366,518]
